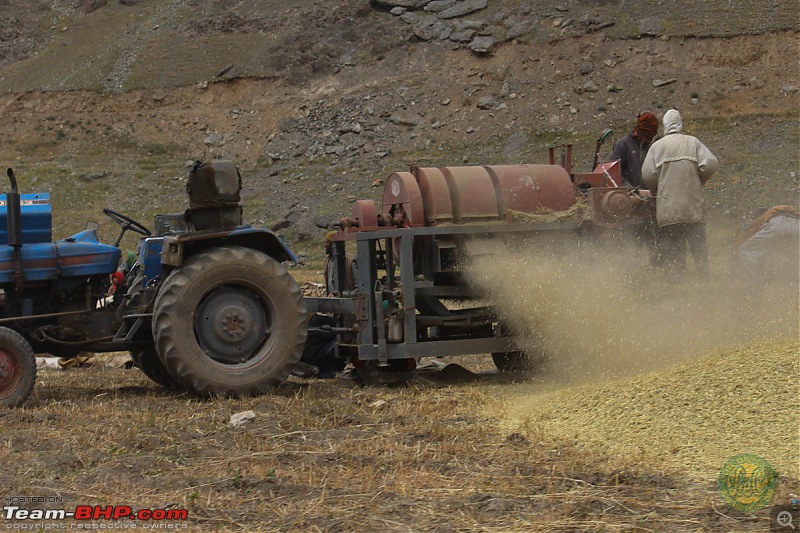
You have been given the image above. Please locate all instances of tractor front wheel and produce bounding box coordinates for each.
[152,246,307,397]
[0,327,36,407]
[130,346,181,390]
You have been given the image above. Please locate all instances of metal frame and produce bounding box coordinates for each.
[304,221,581,364]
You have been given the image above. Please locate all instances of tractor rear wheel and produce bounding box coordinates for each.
[152,246,307,397]
[0,327,36,407]
[130,346,181,390]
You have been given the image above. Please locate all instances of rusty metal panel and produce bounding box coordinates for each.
[350,199,379,228]
[489,164,575,215]
[439,166,502,224]
[414,167,454,225]
[382,172,425,227]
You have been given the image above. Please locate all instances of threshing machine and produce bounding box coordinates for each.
[304,139,654,374]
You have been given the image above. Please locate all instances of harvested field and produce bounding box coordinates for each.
[2,354,797,532]
[498,338,799,481]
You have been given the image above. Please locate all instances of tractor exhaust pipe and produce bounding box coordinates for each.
[6,168,22,247]
[6,168,24,291]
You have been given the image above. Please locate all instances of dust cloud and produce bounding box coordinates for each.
[466,231,799,383]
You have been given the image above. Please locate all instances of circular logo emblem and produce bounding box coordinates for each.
[391,180,401,198]
[718,454,777,512]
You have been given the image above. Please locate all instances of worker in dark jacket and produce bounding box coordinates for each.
[610,112,661,264]
[609,111,659,188]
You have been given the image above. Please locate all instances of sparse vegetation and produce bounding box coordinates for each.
[3,357,794,532]
[0,1,796,531]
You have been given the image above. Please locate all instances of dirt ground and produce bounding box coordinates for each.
[1,341,796,533]
[0,1,798,531]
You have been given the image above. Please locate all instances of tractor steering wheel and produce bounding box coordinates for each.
[103,208,151,246]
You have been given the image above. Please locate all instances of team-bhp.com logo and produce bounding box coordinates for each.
[4,504,188,522]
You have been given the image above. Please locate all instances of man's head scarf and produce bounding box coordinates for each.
[633,112,659,142]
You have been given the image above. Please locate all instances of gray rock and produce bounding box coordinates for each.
[483,63,509,81]
[314,215,334,229]
[338,122,362,134]
[272,205,306,232]
[439,0,488,20]
[469,35,494,53]
[400,12,419,24]
[228,410,255,428]
[425,0,457,12]
[389,113,422,126]
[652,78,677,87]
[579,62,594,75]
[458,19,486,30]
[338,52,354,67]
[324,144,346,156]
[476,95,498,109]
[450,29,476,42]
[639,18,661,36]
[373,0,429,8]
[389,6,407,15]
[295,213,321,241]
[204,133,225,146]
[412,16,446,40]
[506,20,536,40]
[272,219,291,232]
[81,0,107,14]
[574,80,599,94]
[415,24,436,40]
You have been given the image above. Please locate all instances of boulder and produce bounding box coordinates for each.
[439,0,488,20]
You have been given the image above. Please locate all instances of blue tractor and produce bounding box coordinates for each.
[0,162,308,407]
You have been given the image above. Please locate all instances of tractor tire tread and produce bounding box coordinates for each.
[0,327,36,408]
[152,246,306,398]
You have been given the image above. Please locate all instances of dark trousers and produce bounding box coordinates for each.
[633,218,661,266]
[657,222,709,275]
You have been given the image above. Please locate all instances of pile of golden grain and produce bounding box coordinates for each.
[501,339,799,481]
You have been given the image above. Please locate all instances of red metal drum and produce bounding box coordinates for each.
[490,164,576,215]
[382,165,575,227]
[382,172,425,227]
[350,199,379,228]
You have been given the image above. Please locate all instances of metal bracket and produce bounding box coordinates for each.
[113,314,150,342]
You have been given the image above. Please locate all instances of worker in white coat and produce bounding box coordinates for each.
[642,109,719,277]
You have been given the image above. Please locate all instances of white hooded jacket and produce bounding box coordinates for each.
[642,109,718,226]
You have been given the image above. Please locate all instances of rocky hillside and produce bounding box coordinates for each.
[0,0,797,256]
